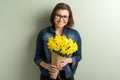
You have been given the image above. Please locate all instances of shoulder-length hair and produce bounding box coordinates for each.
[50,3,74,27]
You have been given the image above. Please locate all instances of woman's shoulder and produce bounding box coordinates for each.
[41,26,51,31]
[39,26,51,33]
[37,26,51,37]
[66,27,80,35]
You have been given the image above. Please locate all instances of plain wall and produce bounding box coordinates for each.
[0,0,120,80]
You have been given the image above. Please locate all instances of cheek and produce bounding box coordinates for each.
[54,19,57,24]
[64,20,69,24]
[66,20,69,23]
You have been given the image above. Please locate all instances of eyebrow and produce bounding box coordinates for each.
[55,14,69,16]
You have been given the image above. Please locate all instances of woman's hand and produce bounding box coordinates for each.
[47,64,59,74]
[59,58,73,69]
[40,61,59,74]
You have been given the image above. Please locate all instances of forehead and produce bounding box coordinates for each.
[55,9,69,15]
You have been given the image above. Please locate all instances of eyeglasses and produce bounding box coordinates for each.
[55,14,69,20]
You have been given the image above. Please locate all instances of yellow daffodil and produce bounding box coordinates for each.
[47,35,78,57]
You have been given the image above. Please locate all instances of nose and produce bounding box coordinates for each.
[59,17,62,20]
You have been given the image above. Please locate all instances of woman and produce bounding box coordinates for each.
[34,3,82,80]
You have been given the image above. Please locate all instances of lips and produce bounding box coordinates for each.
[58,23,63,25]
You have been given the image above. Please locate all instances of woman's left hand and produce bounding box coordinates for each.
[59,58,73,69]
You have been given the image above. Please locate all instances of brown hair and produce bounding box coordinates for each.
[50,3,74,27]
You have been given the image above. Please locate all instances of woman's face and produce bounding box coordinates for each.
[54,9,69,28]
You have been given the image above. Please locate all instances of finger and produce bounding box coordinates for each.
[51,65,57,68]
[60,60,64,63]
[50,68,58,73]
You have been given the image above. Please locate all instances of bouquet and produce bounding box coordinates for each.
[47,35,78,79]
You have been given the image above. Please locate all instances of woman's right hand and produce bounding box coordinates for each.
[46,64,59,74]
[40,61,59,74]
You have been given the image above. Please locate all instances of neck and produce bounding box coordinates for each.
[55,27,64,35]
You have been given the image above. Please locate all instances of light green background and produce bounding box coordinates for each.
[0,0,120,80]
